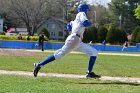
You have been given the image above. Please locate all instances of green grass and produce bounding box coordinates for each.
[0,75,140,93]
[0,52,140,77]
[0,51,140,93]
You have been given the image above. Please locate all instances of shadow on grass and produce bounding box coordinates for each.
[79,82,140,86]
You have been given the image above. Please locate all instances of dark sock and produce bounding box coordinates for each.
[39,55,55,66]
[88,56,96,73]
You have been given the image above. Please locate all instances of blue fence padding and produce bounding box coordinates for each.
[50,43,64,49]
[136,43,140,52]
[104,45,122,51]
[127,47,137,52]
[136,43,140,48]
[0,40,140,52]
[0,41,37,49]
[92,45,105,51]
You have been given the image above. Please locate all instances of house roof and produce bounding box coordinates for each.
[46,17,68,30]
[47,17,68,24]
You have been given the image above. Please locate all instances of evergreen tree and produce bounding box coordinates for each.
[97,26,108,43]
[106,25,116,44]
[38,28,50,39]
[83,26,97,43]
[135,5,140,19]
[132,26,140,43]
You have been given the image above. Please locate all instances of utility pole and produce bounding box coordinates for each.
[119,14,122,28]
[0,17,4,32]
[93,11,97,27]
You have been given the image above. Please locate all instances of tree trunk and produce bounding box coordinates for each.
[25,23,32,35]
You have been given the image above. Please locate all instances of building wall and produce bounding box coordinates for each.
[41,18,67,40]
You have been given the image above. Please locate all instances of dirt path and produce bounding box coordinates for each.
[0,70,140,83]
[26,50,140,57]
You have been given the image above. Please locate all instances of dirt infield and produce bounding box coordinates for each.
[0,70,140,83]
[1,48,140,57]
[0,48,45,57]
[26,49,140,57]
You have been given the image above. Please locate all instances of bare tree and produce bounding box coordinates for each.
[0,0,87,35]
[0,0,49,35]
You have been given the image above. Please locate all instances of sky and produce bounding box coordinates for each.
[87,0,111,7]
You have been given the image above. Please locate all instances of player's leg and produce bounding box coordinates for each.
[76,42,100,78]
[33,55,55,77]
[41,42,44,51]
[33,35,81,77]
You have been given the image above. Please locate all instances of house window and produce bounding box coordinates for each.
[46,24,48,28]
[52,24,55,29]
[51,32,55,36]
[59,31,63,36]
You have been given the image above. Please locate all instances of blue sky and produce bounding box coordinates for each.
[87,0,111,7]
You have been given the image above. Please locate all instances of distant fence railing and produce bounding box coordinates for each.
[0,40,140,52]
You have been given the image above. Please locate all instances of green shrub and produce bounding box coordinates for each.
[38,27,50,39]
[132,26,140,43]
[135,31,140,43]
[106,25,116,44]
[97,26,108,43]
[106,26,127,44]
[115,28,127,44]
[0,32,5,35]
[0,35,49,41]
[83,26,97,43]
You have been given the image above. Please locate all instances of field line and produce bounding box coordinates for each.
[26,50,140,57]
[0,70,140,83]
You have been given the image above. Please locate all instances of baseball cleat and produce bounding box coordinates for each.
[86,72,101,79]
[33,63,41,77]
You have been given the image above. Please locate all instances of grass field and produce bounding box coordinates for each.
[0,49,140,93]
[0,75,140,93]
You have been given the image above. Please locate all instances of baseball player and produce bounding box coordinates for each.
[33,4,101,78]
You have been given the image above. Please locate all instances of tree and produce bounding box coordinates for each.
[106,25,116,44]
[89,26,98,43]
[132,26,140,43]
[90,5,111,26]
[135,31,140,43]
[83,28,90,43]
[135,5,140,19]
[0,0,88,35]
[115,28,127,44]
[108,0,140,33]
[38,28,50,39]
[0,0,49,35]
[83,26,97,43]
[97,26,108,42]
[66,0,88,21]
[106,25,127,44]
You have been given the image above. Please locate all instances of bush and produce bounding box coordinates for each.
[83,26,97,43]
[135,31,140,43]
[97,26,108,43]
[132,26,140,43]
[0,32,5,35]
[38,27,50,39]
[106,25,116,44]
[0,35,49,41]
[106,26,127,44]
[0,35,17,40]
[115,28,127,44]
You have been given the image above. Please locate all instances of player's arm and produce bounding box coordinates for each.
[80,12,92,27]
[67,21,72,34]
[82,20,92,27]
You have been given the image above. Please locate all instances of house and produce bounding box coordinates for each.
[40,17,68,40]
[16,28,28,35]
